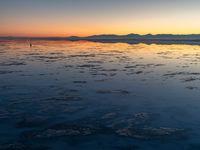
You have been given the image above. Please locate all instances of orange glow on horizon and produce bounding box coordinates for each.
[1,1,200,37]
[1,14,200,37]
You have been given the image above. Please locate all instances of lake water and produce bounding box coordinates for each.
[0,40,200,150]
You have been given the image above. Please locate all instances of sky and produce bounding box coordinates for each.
[0,0,200,37]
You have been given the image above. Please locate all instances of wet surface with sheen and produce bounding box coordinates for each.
[0,40,200,150]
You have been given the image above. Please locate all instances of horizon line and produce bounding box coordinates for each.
[1,33,200,38]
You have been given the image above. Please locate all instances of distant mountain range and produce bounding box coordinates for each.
[1,34,200,45]
[1,34,200,40]
[66,34,200,40]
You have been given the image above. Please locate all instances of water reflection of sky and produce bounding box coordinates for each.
[0,40,200,150]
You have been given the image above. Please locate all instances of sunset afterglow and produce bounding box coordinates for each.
[1,0,200,37]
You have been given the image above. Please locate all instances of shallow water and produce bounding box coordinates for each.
[0,40,200,150]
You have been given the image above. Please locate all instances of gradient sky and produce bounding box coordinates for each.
[0,0,200,37]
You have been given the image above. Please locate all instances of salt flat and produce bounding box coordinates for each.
[0,40,200,150]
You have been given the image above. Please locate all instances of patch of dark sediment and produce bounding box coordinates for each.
[43,95,82,102]
[68,54,96,58]
[90,68,119,77]
[19,74,33,77]
[24,52,41,56]
[157,51,173,55]
[96,90,130,95]
[90,72,108,76]
[100,69,118,72]
[68,89,79,93]
[48,52,64,55]
[94,78,111,82]
[40,95,82,102]
[163,72,200,77]
[64,65,74,68]
[78,64,101,68]
[160,56,173,59]
[52,88,80,95]
[0,70,22,75]
[87,60,103,64]
[33,55,67,62]
[181,77,200,82]
[134,71,143,74]
[124,65,137,69]
[125,63,165,69]
[185,86,198,90]
[73,81,87,84]
[0,61,26,66]
[181,65,190,68]
[109,50,124,53]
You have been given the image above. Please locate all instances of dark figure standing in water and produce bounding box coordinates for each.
[29,39,32,47]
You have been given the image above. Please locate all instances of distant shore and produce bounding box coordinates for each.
[1,34,200,45]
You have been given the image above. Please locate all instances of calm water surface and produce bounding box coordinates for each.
[0,40,200,150]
